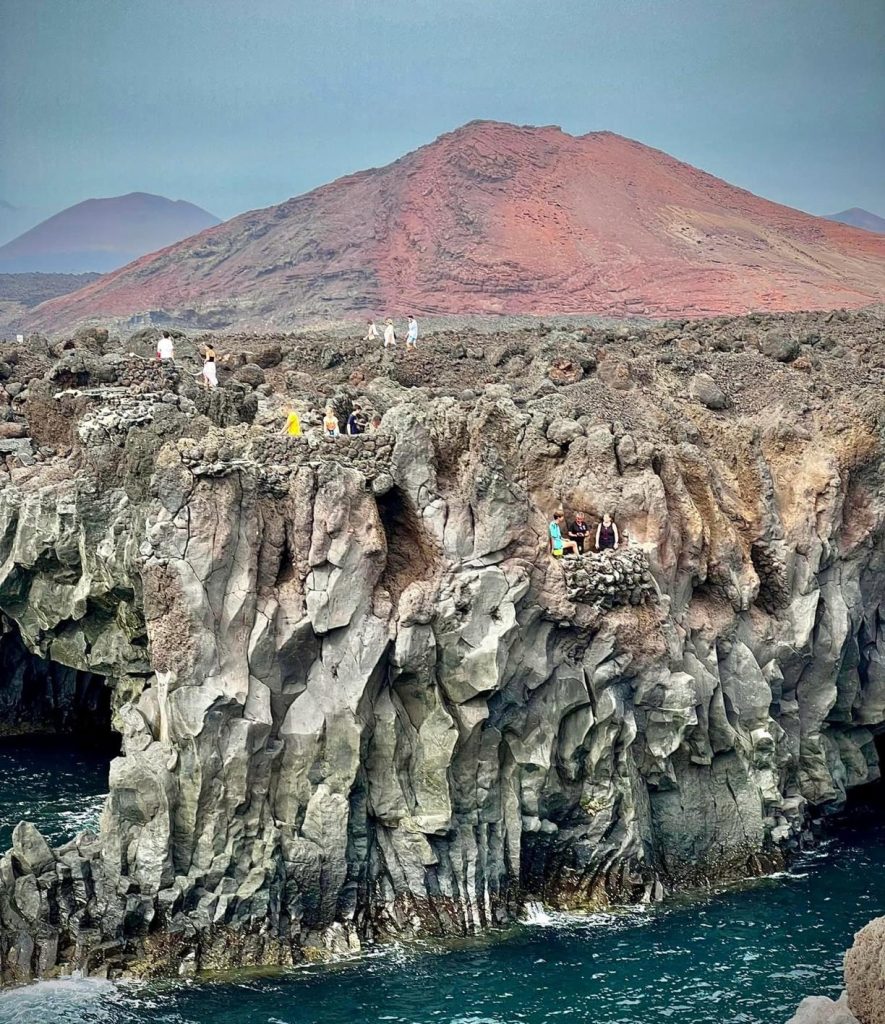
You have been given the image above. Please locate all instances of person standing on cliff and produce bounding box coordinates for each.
[157,330,175,362]
[365,320,380,343]
[406,315,419,351]
[201,343,217,388]
[595,513,619,553]
[383,319,396,349]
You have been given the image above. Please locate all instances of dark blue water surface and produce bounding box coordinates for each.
[0,737,109,850]
[0,744,883,1024]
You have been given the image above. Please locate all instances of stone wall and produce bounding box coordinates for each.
[561,548,656,606]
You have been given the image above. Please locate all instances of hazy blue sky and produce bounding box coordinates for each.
[1,0,883,224]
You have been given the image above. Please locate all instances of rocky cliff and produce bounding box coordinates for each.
[0,308,882,982]
[23,121,885,333]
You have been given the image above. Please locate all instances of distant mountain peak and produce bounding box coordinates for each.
[27,121,885,331]
[823,208,885,235]
[0,194,220,274]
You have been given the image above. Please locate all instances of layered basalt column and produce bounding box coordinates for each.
[0,370,882,982]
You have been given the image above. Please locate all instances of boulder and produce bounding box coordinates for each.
[760,331,800,362]
[845,916,885,1024]
[233,363,266,388]
[690,372,728,410]
[546,418,585,446]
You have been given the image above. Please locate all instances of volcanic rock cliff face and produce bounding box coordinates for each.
[0,310,883,982]
[25,121,885,333]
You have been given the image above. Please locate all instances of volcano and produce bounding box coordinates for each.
[0,193,220,274]
[27,121,885,330]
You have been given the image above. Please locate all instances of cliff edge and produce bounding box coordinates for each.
[0,308,882,981]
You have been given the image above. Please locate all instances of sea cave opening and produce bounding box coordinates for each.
[846,729,885,807]
[0,621,119,850]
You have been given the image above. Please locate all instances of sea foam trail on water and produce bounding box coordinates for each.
[0,975,117,1024]
[520,901,554,926]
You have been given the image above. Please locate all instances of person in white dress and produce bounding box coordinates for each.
[383,319,396,348]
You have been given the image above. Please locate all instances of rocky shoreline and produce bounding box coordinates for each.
[0,308,882,984]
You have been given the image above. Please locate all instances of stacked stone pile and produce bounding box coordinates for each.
[562,547,657,606]
[111,357,179,391]
[250,431,394,481]
[178,439,253,480]
[0,380,33,465]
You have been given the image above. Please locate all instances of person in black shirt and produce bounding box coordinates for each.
[595,513,619,552]
[568,511,590,553]
[346,402,367,435]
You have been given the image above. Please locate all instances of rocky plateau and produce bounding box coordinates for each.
[0,309,882,1000]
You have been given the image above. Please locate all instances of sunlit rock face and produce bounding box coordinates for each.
[0,311,883,982]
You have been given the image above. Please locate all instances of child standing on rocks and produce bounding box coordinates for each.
[406,316,419,351]
[322,406,340,438]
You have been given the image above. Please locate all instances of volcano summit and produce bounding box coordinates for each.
[27,121,885,332]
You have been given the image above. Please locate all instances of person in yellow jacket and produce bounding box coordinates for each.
[283,408,302,437]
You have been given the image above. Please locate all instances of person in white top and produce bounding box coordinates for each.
[364,320,380,342]
[383,319,396,348]
[406,315,418,350]
[157,331,175,361]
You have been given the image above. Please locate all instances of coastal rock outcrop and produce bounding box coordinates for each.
[788,914,885,1024]
[0,309,883,982]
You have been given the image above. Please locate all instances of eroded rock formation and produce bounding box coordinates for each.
[0,310,883,982]
[788,915,885,1024]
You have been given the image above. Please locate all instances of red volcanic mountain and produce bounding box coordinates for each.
[0,193,220,274]
[29,122,885,330]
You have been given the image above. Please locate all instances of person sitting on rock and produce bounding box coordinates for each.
[368,414,382,432]
[283,408,302,437]
[322,406,340,438]
[568,511,590,553]
[595,513,619,552]
[383,319,396,349]
[157,331,175,362]
[549,512,580,559]
[364,320,380,343]
[406,315,419,351]
[201,344,217,388]
[347,402,366,435]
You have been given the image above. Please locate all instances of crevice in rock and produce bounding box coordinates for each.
[376,485,436,602]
